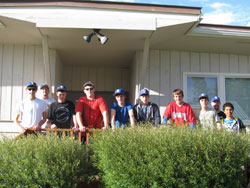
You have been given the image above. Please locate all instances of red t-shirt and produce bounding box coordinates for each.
[75,96,108,129]
[163,102,196,127]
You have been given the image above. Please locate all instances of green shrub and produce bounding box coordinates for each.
[90,125,250,188]
[0,135,89,188]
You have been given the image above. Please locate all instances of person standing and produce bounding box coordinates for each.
[162,89,196,129]
[221,102,245,133]
[211,96,226,120]
[39,84,56,107]
[75,81,109,136]
[47,85,76,129]
[133,88,161,127]
[198,93,220,130]
[15,82,47,133]
[110,88,135,129]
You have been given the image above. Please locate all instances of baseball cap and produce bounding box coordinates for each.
[83,81,95,88]
[114,88,125,96]
[56,85,67,92]
[198,93,209,100]
[139,88,149,96]
[40,84,49,89]
[211,96,220,102]
[26,81,37,88]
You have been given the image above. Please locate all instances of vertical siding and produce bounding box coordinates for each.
[12,45,24,119]
[0,44,57,121]
[63,66,131,92]
[133,50,250,115]
[1,45,14,120]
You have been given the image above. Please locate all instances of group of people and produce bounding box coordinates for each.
[15,80,246,140]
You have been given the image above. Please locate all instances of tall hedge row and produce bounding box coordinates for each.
[90,127,250,188]
[0,136,88,188]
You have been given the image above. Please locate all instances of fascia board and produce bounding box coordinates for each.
[189,27,250,39]
[0,6,200,30]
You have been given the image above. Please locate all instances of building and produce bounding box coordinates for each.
[0,0,250,135]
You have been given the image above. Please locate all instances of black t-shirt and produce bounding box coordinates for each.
[218,111,226,119]
[47,100,75,129]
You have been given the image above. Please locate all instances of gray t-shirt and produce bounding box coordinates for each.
[199,108,220,129]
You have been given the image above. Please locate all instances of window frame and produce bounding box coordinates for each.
[183,72,250,125]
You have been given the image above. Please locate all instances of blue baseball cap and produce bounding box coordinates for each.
[114,88,125,96]
[56,85,67,92]
[211,96,220,102]
[198,93,209,100]
[26,81,37,88]
[139,88,149,96]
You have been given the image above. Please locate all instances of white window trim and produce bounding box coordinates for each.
[183,72,250,125]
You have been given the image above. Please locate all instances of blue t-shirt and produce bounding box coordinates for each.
[110,101,133,128]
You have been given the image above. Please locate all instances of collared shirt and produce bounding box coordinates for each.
[75,96,108,129]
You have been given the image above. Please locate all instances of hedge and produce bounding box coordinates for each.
[0,135,91,188]
[90,125,250,188]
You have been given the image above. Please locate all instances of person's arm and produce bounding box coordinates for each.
[215,113,221,130]
[76,112,86,132]
[33,111,47,131]
[188,106,196,130]
[110,109,116,129]
[128,109,135,128]
[102,110,109,129]
[15,113,27,133]
[153,105,161,127]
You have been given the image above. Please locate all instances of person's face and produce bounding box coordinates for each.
[140,95,149,105]
[41,87,49,98]
[56,91,67,102]
[224,106,234,118]
[26,87,37,98]
[211,100,220,111]
[173,93,183,105]
[115,94,125,104]
[199,98,208,108]
[84,86,95,97]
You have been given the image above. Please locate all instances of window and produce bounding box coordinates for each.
[184,73,250,122]
[187,76,218,106]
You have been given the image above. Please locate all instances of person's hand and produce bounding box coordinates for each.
[32,125,40,131]
[21,127,27,133]
[72,126,79,132]
[51,124,57,129]
[102,126,108,130]
[79,126,86,132]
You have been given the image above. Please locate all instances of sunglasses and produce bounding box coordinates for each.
[28,88,36,91]
[85,87,94,91]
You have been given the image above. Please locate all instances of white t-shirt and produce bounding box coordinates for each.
[43,98,56,106]
[199,108,220,129]
[17,98,47,128]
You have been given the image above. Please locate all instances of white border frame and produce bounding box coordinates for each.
[183,72,250,124]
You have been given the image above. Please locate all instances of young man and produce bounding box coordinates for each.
[110,88,135,129]
[221,102,245,133]
[211,96,226,120]
[75,81,109,134]
[15,82,47,133]
[133,88,161,127]
[39,84,56,107]
[198,93,220,129]
[47,85,76,129]
[163,89,196,129]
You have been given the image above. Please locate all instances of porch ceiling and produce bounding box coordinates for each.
[0,16,250,68]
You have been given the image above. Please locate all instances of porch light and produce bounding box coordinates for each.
[83,29,108,45]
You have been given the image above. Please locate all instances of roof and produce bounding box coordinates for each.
[0,0,202,15]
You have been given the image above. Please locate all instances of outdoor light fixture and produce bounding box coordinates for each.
[83,29,108,45]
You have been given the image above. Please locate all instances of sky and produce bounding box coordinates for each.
[101,0,250,26]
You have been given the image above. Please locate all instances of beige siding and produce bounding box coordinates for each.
[63,65,130,92]
[132,50,250,116]
[0,44,57,121]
